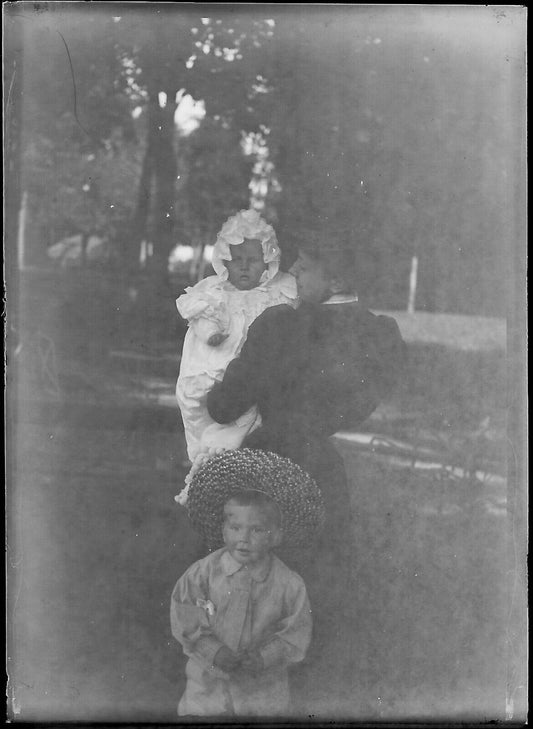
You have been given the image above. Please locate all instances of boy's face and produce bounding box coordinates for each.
[222,501,281,566]
[289,251,332,303]
[225,238,266,290]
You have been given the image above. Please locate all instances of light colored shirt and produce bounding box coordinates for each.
[170,548,312,716]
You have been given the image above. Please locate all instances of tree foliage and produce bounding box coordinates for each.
[16,4,524,315]
[258,8,524,315]
[175,119,254,247]
[19,8,142,258]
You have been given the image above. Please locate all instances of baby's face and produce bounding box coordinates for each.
[223,502,281,565]
[225,238,266,290]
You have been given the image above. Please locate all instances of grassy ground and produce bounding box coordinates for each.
[334,439,510,721]
[376,310,506,351]
[8,420,190,721]
[8,414,513,722]
[7,273,524,722]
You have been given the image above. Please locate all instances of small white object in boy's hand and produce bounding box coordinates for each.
[196,598,216,617]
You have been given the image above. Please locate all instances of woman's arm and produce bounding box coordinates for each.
[207,305,292,423]
[298,311,407,435]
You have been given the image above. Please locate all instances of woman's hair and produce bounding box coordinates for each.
[224,490,281,527]
[305,242,357,283]
[289,224,358,289]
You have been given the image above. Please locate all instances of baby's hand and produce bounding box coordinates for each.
[213,645,241,673]
[207,332,229,347]
[238,649,264,676]
[185,448,227,485]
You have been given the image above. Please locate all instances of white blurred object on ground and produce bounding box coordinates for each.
[48,235,109,268]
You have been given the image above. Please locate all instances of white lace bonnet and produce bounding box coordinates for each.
[211,209,280,283]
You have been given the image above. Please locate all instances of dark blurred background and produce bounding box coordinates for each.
[5,4,527,724]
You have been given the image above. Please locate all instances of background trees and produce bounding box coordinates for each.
[9,4,525,317]
[260,8,524,315]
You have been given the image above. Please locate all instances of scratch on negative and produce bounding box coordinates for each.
[56,29,92,140]
[6,63,17,116]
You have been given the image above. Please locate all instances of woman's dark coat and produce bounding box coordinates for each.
[207,300,406,500]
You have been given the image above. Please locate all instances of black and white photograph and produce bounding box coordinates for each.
[4,3,527,724]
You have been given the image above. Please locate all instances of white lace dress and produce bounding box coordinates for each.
[176,272,298,462]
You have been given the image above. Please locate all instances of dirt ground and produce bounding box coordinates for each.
[6,271,523,722]
[7,401,514,723]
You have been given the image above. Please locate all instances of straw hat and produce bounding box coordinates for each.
[185,448,325,550]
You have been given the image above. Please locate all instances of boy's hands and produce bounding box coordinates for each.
[207,332,229,347]
[213,645,241,673]
[213,646,264,676]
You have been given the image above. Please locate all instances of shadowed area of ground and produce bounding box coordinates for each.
[6,271,524,722]
[8,412,512,722]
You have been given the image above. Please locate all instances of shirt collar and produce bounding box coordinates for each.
[221,550,272,582]
[221,281,270,294]
[322,293,359,305]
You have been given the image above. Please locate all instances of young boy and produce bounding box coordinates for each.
[170,449,324,717]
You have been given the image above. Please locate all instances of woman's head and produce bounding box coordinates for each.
[284,220,357,303]
[212,209,280,287]
[289,245,357,303]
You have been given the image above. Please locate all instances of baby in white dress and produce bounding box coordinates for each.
[175,210,298,497]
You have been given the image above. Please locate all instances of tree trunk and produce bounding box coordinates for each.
[129,137,154,271]
[129,90,180,347]
[148,91,178,279]
[272,18,367,265]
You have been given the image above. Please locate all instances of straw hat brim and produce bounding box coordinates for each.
[185,448,326,550]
